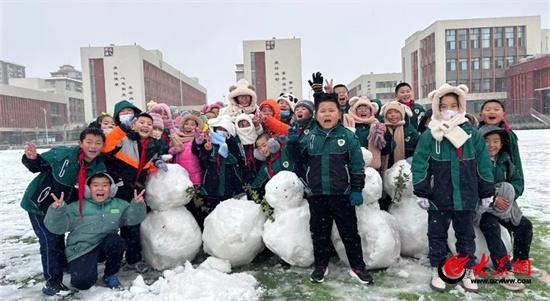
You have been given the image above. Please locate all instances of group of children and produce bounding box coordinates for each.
[21,72,531,296]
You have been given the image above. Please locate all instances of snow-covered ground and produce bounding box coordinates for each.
[1,129,549,300]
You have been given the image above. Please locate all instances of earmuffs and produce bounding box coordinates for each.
[84,173,118,199]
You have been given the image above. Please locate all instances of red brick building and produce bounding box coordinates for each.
[506,54,550,114]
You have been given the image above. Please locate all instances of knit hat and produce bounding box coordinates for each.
[176,111,203,132]
[226,79,258,115]
[235,113,258,145]
[149,103,174,129]
[149,112,164,130]
[427,84,468,121]
[208,114,236,137]
[381,101,412,121]
[478,124,510,153]
[295,99,314,115]
[202,101,225,114]
[277,93,298,112]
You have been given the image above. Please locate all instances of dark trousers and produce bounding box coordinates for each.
[428,210,476,268]
[307,195,365,270]
[120,224,141,264]
[69,234,125,290]
[479,213,533,270]
[28,213,67,283]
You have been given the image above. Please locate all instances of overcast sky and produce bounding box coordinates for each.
[1,0,548,102]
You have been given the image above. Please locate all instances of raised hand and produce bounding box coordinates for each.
[324,79,334,93]
[308,72,324,93]
[24,141,38,160]
[134,189,146,203]
[50,192,65,208]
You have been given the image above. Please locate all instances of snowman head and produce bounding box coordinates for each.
[361,147,373,167]
[264,171,305,211]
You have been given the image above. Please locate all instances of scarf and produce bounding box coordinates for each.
[77,149,87,217]
[384,119,406,169]
[428,113,470,149]
[266,150,281,178]
[245,145,256,170]
[400,99,415,108]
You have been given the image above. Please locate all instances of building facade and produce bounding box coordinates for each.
[0,60,26,84]
[237,38,302,101]
[347,72,402,102]
[506,54,550,114]
[80,45,207,122]
[402,16,542,112]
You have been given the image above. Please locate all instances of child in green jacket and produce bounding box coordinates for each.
[251,133,294,192]
[45,173,146,291]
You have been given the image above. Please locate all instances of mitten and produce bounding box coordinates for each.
[350,191,363,206]
[481,197,494,208]
[267,138,281,154]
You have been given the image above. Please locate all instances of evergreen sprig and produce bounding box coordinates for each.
[243,183,274,221]
[185,186,209,212]
[392,165,411,204]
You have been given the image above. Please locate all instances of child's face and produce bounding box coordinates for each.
[278,100,290,112]
[294,106,311,120]
[119,107,135,116]
[100,116,115,130]
[386,109,402,124]
[237,95,252,107]
[79,134,104,162]
[256,136,270,157]
[211,107,220,116]
[132,117,153,139]
[316,101,341,129]
[205,112,216,119]
[334,86,349,107]
[261,106,274,117]
[439,95,459,112]
[160,110,170,120]
[183,119,197,133]
[480,102,504,126]
[485,133,502,158]
[238,119,251,128]
[396,86,412,102]
[89,177,111,203]
[151,128,163,140]
[355,105,372,118]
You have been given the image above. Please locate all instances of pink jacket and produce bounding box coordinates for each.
[170,140,202,185]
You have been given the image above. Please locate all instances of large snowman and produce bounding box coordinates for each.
[332,148,401,270]
[385,160,429,258]
[141,164,202,270]
[262,171,314,267]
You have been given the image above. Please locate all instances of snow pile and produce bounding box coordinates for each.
[198,256,232,273]
[332,205,401,269]
[145,164,194,210]
[142,164,202,270]
[361,148,383,205]
[128,262,260,301]
[388,197,429,258]
[261,171,314,267]
[448,223,512,268]
[203,198,266,267]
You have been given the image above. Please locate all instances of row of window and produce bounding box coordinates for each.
[446,78,506,93]
[445,26,525,50]
[446,56,516,71]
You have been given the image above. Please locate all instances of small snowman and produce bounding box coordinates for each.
[141,164,202,270]
[262,171,314,267]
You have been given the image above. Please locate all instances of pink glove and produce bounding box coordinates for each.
[368,123,387,149]
[194,128,205,145]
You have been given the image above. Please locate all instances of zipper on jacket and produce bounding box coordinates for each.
[305,166,310,183]
[344,164,350,183]
[435,140,441,155]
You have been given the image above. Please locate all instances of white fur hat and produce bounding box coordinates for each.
[228,79,257,107]
[428,84,468,120]
[348,96,379,116]
[277,93,298,112]
[208,114,236,137]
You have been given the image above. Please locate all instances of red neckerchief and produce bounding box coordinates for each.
[266,150,281,178]
[77,149,88,217]
[136,138,151,182]
[502,119,511,133]
[246,145,255,170]
[401,99,415,108]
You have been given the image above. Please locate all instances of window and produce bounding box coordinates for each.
[495,27,503,48]
[459,58,467,71]
[471,79,481,92]
[505,27,515,47]
[495,78,506,91]
[506,56,515,67]
[518,26,525,47]
[446,58,456,71]
[470,28,480,48]
[495,56,504,69]
[483,57,491,69]
[458,29,467,49]
[482,78,492,92]
[471,57,480,70]
[482,28,491,48]
[446,30,456,50]
[447,80,457,86]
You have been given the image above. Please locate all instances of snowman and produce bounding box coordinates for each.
[262,171,314,267]
[332,148,401,269]
[141,164,202,270]
[385,160,429,258]
[202,198,266,267]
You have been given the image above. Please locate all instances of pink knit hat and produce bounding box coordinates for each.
[149,112,164,130]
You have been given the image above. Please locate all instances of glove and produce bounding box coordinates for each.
[194,128,205,145]
[417,197,430,210]
[287,125,300,143]
[155,159,168,172]
[267,138,281,154]
[308,72,324,93]
[350,191,363,206]
[368,123,387,149]
[481,197,494,208]
[218,143,229,158]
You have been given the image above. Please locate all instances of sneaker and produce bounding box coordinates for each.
[103,274,122,289]
[497,271,525,291]
[461,269,479,293]
[42,280,72,296]
[349,268,374,285]
[310,266,329,283]
[430,268,446,292]
[127,261,150,273]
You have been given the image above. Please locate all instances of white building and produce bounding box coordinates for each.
[80,44,207,122]
[541,28,550,54]
[0,60,26,84]
[237,38,302,101]
[347,72,402,102]
[401,15,542,112]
